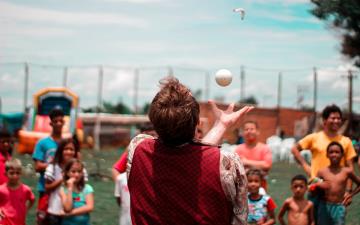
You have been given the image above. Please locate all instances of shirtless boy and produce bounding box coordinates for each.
[312,141,360,225]
[278,174,314,225]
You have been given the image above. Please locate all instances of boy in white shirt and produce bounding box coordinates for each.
[115,173,131,225]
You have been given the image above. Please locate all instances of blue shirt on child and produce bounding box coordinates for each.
[247,194,276,224]
[32,136,58,192]
[62,184,94,225]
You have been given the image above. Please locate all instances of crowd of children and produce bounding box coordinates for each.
[0,158,35,225]
[245,140,360,225]
[0,109,94,225]
[0,103,360,224]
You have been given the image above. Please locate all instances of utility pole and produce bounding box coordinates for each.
[277,72,282,108]
[94,65,103,151]
[168,66,174,77]
[97,66,104,113]
[313,67,317,113]
[63,67,68,87]
[311,67,318,132]
[296,85,306,109]
[276,72,282,131]
[343,70,357,134]
[240,66,245,102]
[24,63,29,113]
[205,71,210,101]
[133,68,139,115]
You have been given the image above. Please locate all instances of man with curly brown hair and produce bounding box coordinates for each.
[127,77,253,225]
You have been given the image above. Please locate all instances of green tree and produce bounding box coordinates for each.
[82,101,132,114]
[239,96,258,105]
[300,105,315,112]
[193,89,202,101]
[103,101,132,114]
[141,103,151,115]
[311,0,360,66]
[82,106,102,113]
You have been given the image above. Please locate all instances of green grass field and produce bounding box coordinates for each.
[14,149,360,225]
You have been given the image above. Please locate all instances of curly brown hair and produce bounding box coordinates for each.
[149,77,199,146]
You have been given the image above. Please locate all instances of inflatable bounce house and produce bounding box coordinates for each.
[17,87,83,154]
[0,112,24,135]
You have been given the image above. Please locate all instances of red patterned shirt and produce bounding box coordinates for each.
[127,134,248,225]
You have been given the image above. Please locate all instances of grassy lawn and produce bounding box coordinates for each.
[18,148,123,225]
[14,149,360,225]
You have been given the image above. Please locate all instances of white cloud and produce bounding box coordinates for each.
[0,0,357,112]
[354,96,360,103]
[1,23,74,38]
[0,96,23,112]
[0,73,19,85]
[106,69,134,91]
[302,64,359,102]
[127,88,158,99]
[0,1,148,28]
[306,64,358,82]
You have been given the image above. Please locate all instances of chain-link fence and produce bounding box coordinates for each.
[0,62,359,114]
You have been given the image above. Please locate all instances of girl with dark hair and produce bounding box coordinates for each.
[60,159,94,225]
[44,138,87,225]
[247,168,276,225]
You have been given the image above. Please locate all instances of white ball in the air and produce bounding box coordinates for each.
[215,69,233,87]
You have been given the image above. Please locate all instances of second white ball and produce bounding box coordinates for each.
[215,69,233,87]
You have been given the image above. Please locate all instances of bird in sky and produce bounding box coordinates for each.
[233,8,245,20]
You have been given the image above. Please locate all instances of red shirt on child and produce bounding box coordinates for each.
[0,183,35,225]
[0,153,11,185]
[113,150,128,173]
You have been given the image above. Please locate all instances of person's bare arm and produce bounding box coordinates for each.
[314,170,330,190]
[60,178,75,212]
[202,100,253,145]
[345,159,354,189]
[112,150,129,181]
[45,178,63,192]
[242,158,272,171]
[315,181,331,189]
[263,210,276,225]
[67,193,94,216]
[343,168,360,203]
[350,184,360,198]
[27,198,35,211]
[112,168,120,182]
[277,200,289,225]
[308,202,315,225]
[291,144,311,176]
[343,159,355,205]
[34,160,48,172]
[60,189,73,212]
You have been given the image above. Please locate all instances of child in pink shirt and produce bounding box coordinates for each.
[235,121,272,172]
[235,121,272,190]
[0,130,13,185]
[0,158,35,225]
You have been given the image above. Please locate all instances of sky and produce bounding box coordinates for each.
[0,0,359,113]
